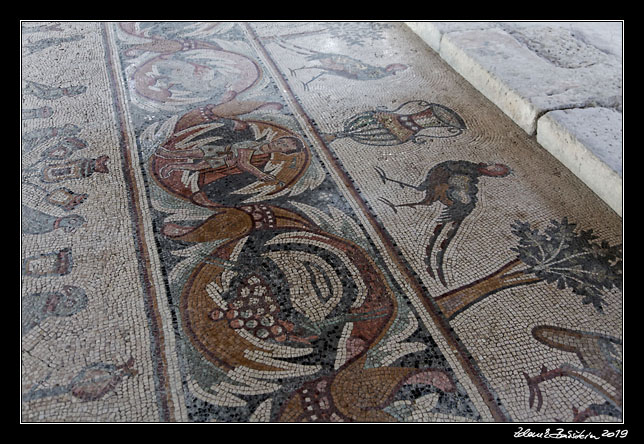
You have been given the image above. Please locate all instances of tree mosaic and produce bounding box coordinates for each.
[433,218,622,320]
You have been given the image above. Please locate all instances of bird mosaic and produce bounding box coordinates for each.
[376,160,512,286]
[274,38,407,90]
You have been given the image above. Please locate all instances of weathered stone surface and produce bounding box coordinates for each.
[408,22,622,134]
[537,107,622,215]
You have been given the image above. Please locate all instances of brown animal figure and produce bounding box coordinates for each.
[524,325,622,422]
[376,160,511,287]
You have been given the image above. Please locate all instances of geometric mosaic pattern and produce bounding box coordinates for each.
[21,22,622,422]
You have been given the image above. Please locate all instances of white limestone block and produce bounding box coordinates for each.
[537,107,622,216]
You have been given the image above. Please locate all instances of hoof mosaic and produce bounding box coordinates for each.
[21,22,622,423]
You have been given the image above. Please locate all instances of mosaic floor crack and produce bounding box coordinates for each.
[21,22,623,423]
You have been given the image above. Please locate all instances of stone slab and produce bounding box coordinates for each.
[405,21,623,216]
[537,107,622,215]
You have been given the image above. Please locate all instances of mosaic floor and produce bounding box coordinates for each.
[21,22,623,423]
